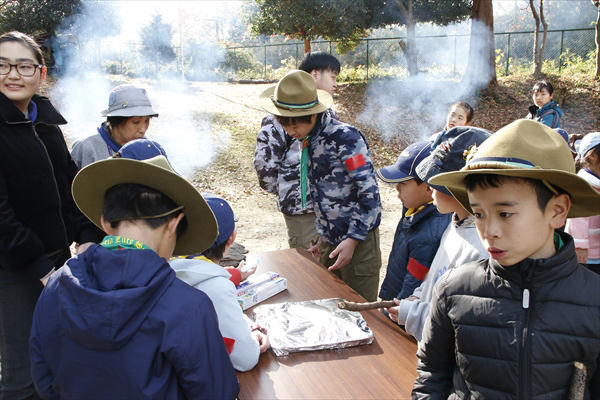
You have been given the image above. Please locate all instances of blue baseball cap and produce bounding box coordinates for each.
[553,128,576,154]
[377,141,432,183]
[118,139,168,161]
[416,126,492,195]
[578,132,600,159]
[203,194,238,249]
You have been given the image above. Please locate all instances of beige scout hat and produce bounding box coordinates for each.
[429,119,600,218]
[258,70,333,117]
[72,156,217,255]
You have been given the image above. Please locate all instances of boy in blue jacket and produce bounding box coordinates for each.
[376,141,450,301]
[526,80,562,128]
[259,70,382,301]
[29,156,239,399]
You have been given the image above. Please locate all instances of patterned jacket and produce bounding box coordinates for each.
[254,109,338,215]
[307,112,381,246]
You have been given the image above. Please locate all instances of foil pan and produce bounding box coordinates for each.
[252,298,374,356]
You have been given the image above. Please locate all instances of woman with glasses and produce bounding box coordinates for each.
[70,84,159,168]
[0,31,97,399]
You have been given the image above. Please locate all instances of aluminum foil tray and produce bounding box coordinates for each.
[252,298,374,356]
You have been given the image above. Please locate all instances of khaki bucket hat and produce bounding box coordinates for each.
[429,119,600,218]
[258,70,333,117]
[72,156,217,255]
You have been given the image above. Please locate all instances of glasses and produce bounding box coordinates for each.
[0,62,44,77]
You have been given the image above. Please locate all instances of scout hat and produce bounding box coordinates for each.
[416,126,493,195]
[258,70,333,117]
[72,156,217,255]
[203,194,239,250]
[429,119,600,218]
[377,141,432,183]
[101,84,159,118]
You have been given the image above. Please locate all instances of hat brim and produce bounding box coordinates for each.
[72,157,217,255]
[258,87,333,117]
[376,167,413,184]
[429,168,600,218]
[101,106,159,118]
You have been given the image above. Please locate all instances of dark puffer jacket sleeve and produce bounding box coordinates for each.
[412,273,455,399]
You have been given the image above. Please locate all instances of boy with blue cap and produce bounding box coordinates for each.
[170,194,270,372]
[376,141,450,303]
[413,120,600,398]
[385,127,492,340]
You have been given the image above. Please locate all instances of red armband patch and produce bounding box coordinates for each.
[223,337,235,355]
[407,258,429,282]
[344,154,366,171]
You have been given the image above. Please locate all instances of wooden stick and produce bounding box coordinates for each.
[338,300,396,311]
[567,362,587,400]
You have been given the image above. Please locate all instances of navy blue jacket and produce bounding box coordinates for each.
[379,203,451,300]
[30,244,239,399]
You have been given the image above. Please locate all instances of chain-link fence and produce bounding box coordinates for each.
[51,28,595,81]
[226,28,595,80]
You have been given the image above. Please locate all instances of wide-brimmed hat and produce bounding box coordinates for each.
[416,126,493,195]
[258,70,333,117]
[377,141,432,183]
[429,119,600,218]
[101,84,159,118]
[72,156,217,255]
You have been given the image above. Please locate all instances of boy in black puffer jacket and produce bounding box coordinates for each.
[413,119,600,399]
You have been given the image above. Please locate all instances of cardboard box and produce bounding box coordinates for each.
[237,273,287,310]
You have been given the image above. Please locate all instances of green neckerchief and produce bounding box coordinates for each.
[300,113,322,210]
[554,231,564,251]
[100,236,155,253]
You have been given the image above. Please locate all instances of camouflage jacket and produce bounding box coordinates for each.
[307,112,381,246]
[253,109,338,215]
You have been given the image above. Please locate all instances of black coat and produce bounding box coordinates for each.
[0,93,96,279]
[413,232,600,399]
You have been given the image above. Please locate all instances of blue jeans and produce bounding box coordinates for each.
[0,249,69,400]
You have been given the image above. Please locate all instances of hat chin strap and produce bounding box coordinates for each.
[270,96,318,111]
[106,205,184,223]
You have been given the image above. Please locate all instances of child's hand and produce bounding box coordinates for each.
[328,238,358,271]
[237,261,257,282]
[308,237,322,260]
[251,331,270,353]
[385,298,401,323]
[575,248,588,264]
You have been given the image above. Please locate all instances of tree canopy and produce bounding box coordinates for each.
[0,0,81,36]
[246,0,377,53]
[139,12,176,76]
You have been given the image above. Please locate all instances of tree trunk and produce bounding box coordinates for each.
[462,0,497,90]
[530,0,545,77]
[394,0,418,76]
[594,0,599,78]
[304,37,311,54]
[539,0,548,77]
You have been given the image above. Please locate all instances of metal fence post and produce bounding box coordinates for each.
[264,45,267,79]
[453,35,457,77]
[559,30,565,73]
[505,33,511,76]
[366,39,369,80]
[296,43,298,67]
[234,47,237,76]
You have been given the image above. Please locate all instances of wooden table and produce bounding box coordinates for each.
[236,248,418,399]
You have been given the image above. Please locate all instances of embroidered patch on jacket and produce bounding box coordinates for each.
[407,258,429,282]
[344,154,366,171]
